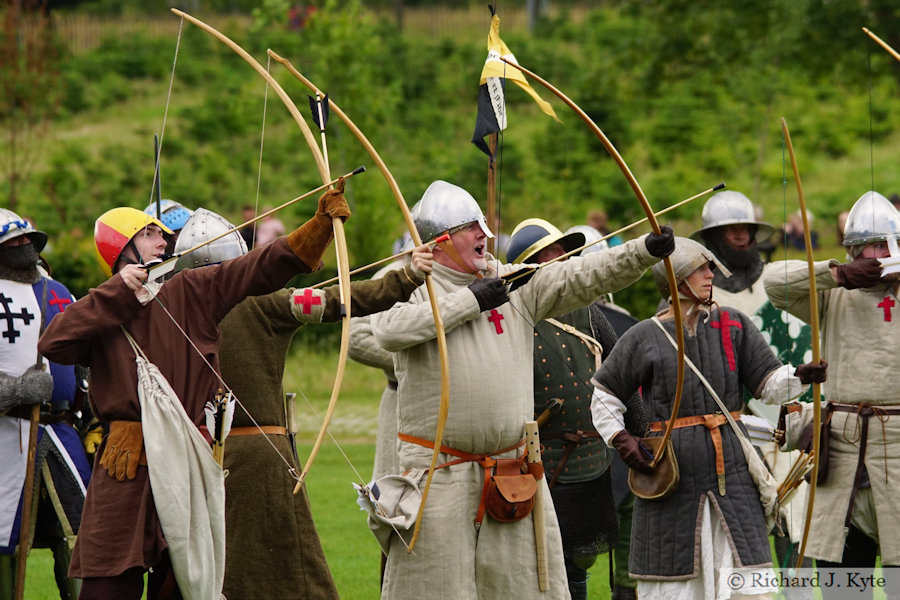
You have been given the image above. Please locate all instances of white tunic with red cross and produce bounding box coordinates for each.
[371,238,659,600]
[765,259,900,564]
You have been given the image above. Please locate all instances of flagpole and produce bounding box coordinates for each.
[486,132,498,255]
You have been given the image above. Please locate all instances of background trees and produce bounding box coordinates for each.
[5,0,900,315]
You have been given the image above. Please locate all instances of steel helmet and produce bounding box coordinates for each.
[564,224,609,256]
[690,191,774,243]
[652,237,731,301]
[173,208,247,272]
[94,207,173,277]
[0,209,47,252]
[412,181,494,242]
[841,191,900,249]
[506,218,585,264]
[143,199,193,232]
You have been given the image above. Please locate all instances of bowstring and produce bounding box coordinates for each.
[867,39,876,193]
[126,25,300,482]
[142,289,302,480]
[139,16,185,253]
[250,55,273,250]
[281,366,415,553]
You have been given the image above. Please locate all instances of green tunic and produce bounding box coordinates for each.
[219,265,423,599]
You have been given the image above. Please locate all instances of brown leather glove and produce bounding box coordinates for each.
[834,256,882,289]
[317,177,351,222]
[287,180,352,270]
[611,430,654,474]
[99,421,145,481]
[795,360,828,385]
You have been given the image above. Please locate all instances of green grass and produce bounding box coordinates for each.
[23,440,616,600]
[21,346,618,599]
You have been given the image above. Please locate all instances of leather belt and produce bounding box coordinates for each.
[539,430,601,490]
[649,411,743,496]
[829,403,900,529]
[228,425,288,436]
[398,432,533,526]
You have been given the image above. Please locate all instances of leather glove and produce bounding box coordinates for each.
[99,421,144,481]
[645,225,675,258]
[795,360,828,385]
[611,430,654,474]
[834,256,882,289]
[468,277,509,312]
[316,178,351,223]
[82,423,104,456]
[288,185,351,270]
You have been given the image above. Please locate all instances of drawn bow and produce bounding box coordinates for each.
[266,51,452,549]
[781,118,822,568]
[172,9,353,489]
[505,58,686,466]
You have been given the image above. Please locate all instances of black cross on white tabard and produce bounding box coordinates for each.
[0,293,35,343]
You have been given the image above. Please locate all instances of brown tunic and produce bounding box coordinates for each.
[37,238,311,578]
[219,266,422,600]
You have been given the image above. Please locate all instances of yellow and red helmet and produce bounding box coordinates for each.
[94,207,173,276]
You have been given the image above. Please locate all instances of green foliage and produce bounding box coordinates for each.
[12,1,900,314]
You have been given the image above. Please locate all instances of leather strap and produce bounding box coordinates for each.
[828,402,900,528]
[228,425,288,437]
[649,411,742,496]
[398,432,526,525]
[539,430,601,490]
[829,403,900,416]
[543,317,603,370]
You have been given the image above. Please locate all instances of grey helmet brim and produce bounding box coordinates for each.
[689,190,774,243]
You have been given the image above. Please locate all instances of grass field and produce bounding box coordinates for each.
[21,351,620,599]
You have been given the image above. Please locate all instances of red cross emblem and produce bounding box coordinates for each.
[487,309,505,334]
[293,288,322,314]
[48,289,71,312]
[878,296,895,322]
[711,310,742,371]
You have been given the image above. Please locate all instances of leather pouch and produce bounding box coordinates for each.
[485,458,537,523]
[628,437,679,500]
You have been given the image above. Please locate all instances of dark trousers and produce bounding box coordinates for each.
[817,525,897,600]
[78,551,181,600]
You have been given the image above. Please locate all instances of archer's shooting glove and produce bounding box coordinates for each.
[99,421,145,481]
[834,256,882,289]
[611,430,654,474]
[795,360,828,385]
[644,225,675,258]
[317,178,351,222]
[468,277,509,312]
[288,179,351,271]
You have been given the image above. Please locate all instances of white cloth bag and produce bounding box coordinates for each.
[127,330,225,600]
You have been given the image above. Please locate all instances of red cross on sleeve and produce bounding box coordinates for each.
[293,288,322,314]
